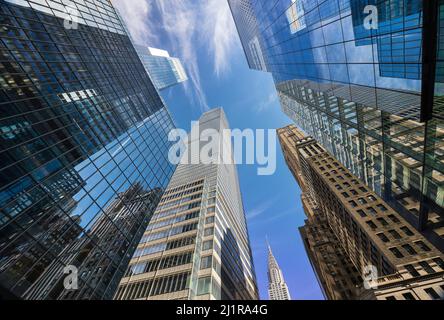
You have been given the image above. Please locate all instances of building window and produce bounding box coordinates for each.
[377,233,389,243]
[402,293,416,300]
[200,256,212,270]
[366,221,377,230]
[357,210,366,217]
[419,261,436,274]
[401,226,414,236]
[206,216,215,224]
[405,264,420,277]
[377,217,388,226]
[425,288,440,300]
[387,214,400,223]
[204,228,214,236]
[349,201,358,208]
[197,277,211,295]
[415,241,431,252]
[202,240,213,251]
[388,230,402,240]
[402,244,417,256]
[433,258,444,270]
[389,247,404,259]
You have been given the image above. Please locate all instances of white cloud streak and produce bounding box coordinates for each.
[247,196,280,220]
[111,0,155,44]
[112,0,239,112]
[257,92,278,113]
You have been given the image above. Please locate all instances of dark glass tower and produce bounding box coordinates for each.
[229,0,444,251]
[0,0,176,299]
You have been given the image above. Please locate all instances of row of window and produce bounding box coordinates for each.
[152,201,202,219]
[160,186,203,203]
[126,251,193,277]
[404,258,444,277]
[132,236,196,258]
[162,180,204,197]
[386,285,444,300]
[156,192,202,212]
[116,272,190,300]
[145,211,200,233]
[141,222,199,243]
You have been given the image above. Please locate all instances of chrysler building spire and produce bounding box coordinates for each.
[267,239,291,300]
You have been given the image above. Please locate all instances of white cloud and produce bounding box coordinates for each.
[112,0,240,112]
[111,0,155,44]
[257,92,278,113]
[203,1,239,77]
[247,196,280,220]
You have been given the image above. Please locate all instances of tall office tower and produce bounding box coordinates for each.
[267,242,291,300]
[278,125,444,300]
[134,45,188,91]
[229,0,444,251]
[115,108,258,300]
[0,0,177,299]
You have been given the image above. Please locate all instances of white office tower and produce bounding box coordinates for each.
[267,243,291,300]
[116,108,258,300]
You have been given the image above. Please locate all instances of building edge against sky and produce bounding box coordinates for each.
[115,108,258,300]
[0,0,178,299]
[134,45,188,91]
[228,0,444,253]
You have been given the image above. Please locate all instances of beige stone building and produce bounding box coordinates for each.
[278,125,444,300]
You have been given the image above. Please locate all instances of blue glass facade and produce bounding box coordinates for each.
[134,45,188,91]
[229,0,444,250]
[0,0,176,299]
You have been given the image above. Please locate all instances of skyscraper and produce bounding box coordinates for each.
[267,242,291,300]
[134,45,188,91]
[0,0,176,299]
[278,125,444,300]
[229,0,444,251]
[115,108,259,300]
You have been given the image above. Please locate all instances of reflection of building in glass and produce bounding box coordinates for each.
[267,241,291,300]
[0,0,176,299]
[24,184,162,300]
[279,125,444,300]
[229,0,444,252]
[350,0,422,79]
[134,45,188,91]
[115,109,258,300]
[286,0,306,34]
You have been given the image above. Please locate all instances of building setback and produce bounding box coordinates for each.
[0,0,176,299]
[115,108,258,300]
[278,125,444,300]
[229,0,444,251]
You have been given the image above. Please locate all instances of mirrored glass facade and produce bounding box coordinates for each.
[134,45,188,91]
[229,0,444,251]
[0,0,176,299]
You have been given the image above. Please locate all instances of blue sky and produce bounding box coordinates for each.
[113,0,324,300]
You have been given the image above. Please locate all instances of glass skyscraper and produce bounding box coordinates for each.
[229,0,444,251]
[0,0,176,299]
[115,108,258,300]
[134,45,188,91]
